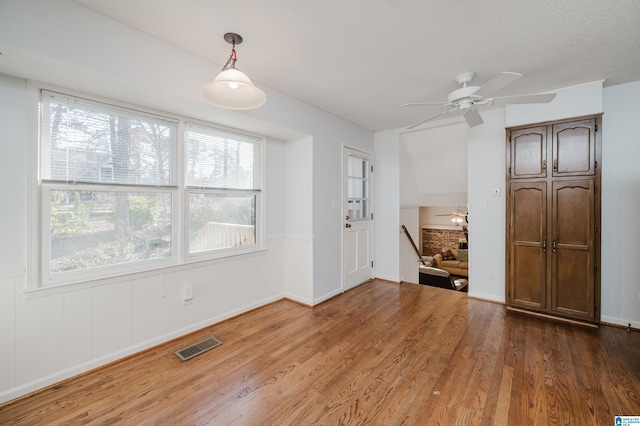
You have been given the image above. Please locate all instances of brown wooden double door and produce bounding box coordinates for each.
[507,115,601,323]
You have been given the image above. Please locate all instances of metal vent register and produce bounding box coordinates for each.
[175,337,222,361]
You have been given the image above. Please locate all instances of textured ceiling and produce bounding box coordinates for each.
[68,1,640,131]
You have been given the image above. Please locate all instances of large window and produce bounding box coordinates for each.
[185,123,260,257]
[37,90,262,287]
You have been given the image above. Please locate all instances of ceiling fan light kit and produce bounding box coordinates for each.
[201,32,266,110]
[403,71,557,129]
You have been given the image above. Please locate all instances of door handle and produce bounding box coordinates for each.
[542,239,546,252]
[552,240,557,252]
[345,223,351,228]
[345,215,350,220]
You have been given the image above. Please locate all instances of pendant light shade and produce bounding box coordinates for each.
[201,33,266,110]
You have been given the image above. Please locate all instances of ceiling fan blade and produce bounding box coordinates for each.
[491,93,557,106]
[406,107,458,130]
[464,108,484,127]
[401,101,448,107]
[473,72,522,97]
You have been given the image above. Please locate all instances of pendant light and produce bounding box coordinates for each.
[201,33,266,110]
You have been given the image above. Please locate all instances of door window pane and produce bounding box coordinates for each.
[347,155,369,220]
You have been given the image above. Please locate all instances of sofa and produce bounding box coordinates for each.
[432,248,468,277]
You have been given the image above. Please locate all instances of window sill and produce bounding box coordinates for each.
[24,247,268,300]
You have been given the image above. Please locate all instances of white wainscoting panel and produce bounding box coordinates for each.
[110,280,134,353]
[14,278,65,386]
[0,236,286,404]
[283,235,314,305]
[64,288,94,367]
[92,285,111,359]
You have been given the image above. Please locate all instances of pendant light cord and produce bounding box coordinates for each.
[221,42,238,71]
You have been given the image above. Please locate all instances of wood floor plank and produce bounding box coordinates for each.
[1,279,639,425]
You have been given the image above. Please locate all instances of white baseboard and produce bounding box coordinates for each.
[375,274,400,283]
[601,315,640,330]
[314,288,343,305]
[467,291,505,304]
[283,292,313,307]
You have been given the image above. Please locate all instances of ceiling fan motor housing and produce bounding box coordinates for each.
[448,86,482,107]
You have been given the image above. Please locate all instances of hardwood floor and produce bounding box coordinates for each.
[1,280,639,425]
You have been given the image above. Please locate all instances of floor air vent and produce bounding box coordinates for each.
[175,337,222,361]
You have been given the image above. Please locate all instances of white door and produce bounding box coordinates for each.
[343,147,374,290]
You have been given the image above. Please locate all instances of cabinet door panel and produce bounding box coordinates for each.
[553,119,596,176]
[510,182,547,308]
[551,180,595,319]
[510,126,547,179]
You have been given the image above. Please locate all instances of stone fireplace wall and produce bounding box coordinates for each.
[422,228,466,256]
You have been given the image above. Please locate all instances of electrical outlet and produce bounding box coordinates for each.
[183,284,193,305]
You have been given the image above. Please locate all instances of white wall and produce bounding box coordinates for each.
[466,108,507,302]
[0,0,373,403]
[283,136,314,304]
[0,75,27,271]
[399,207,420,283]
[601,81,640,328]
[400,123,468,206]
[373,129,401,282]
[506,81,604,127]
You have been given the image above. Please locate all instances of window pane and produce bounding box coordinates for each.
[189,193,256,253]
[49,190,172,274]
[41,91,177,186]
[346,154,369,221]
[186,124,257,190]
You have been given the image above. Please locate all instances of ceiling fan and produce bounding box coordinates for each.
[436,208,468,225]
[403,72,556,129]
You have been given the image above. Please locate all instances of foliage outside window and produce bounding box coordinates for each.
[38,91,262,287]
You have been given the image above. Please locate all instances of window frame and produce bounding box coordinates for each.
[30,84,266,289]
[183,120,264,261]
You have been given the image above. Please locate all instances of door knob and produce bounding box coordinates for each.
[345,223,351,228]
